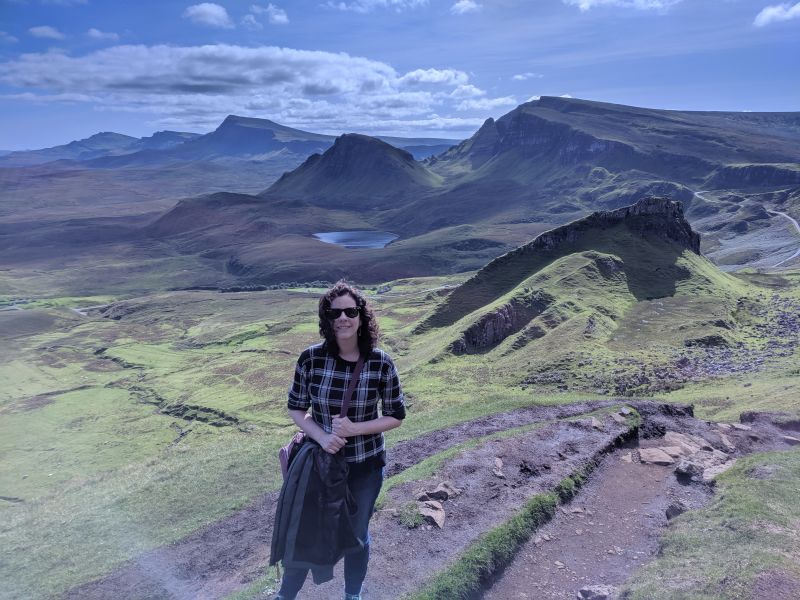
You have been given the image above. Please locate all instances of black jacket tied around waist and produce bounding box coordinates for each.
[270,440,362,584]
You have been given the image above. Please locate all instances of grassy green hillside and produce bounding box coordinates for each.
[1,267,798,599]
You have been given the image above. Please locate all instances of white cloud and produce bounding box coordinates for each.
[0,44,496,136]
[560,93,573,98]
[87,28,120,42]
[241,14,263,29]
[0,91,99,103]
[512,72,543,81]
[0,31,19,44]
[451,0,481,14]
[527,95,541,102]
[754,2,800,26]
[251,3,290,24]
[182,3,235,29]
[457,96,517,111]
[562,0,682,11]
[399,68,469,86]
[29,25,66,40]
[324,0,428,13]
[449,84,486,98]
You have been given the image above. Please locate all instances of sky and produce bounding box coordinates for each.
[0,0,798,150]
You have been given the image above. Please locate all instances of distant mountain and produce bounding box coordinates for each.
[426,96,800,210]
[4,97,798,296]
[263,133,443,207]
[0,132,138,167]
[121,130,201,153]
[2,116,459,170]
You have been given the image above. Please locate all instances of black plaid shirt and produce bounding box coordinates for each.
[288,343,406,463]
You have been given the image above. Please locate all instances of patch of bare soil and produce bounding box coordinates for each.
[481,448,706,600]
[481,405,798,600]
[62,402,798,600]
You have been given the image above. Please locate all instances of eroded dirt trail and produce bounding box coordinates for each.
[482,447,702,600]
[63,401,799,600]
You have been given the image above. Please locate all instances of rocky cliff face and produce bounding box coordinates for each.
[435,108,638,172]
[526,196,700,255]
[451,291,553,354]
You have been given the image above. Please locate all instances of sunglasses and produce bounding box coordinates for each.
[324,307,361,320]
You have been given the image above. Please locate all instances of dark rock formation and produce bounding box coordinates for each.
[527,197,700,255]
[451,291,553,354]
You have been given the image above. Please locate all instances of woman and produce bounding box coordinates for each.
[275,280,406,600]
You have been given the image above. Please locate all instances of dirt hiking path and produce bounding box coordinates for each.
[63,401,799,600]
[482,446,705,600]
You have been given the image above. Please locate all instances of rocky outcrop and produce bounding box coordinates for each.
[450,291,553,354]
[526,197,700,254]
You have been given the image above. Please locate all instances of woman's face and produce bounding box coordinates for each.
[329,293,360,344]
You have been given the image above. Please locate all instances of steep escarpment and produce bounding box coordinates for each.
[419,197,701,332]
[425,97,800,219]
[430,108,644,181]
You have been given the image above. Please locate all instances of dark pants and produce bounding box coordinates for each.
[278,464,384,599]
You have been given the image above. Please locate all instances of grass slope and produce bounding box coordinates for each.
[0,264,798,599]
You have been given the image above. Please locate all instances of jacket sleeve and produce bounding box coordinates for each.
[379,354,406,420]
[288,350,312,411]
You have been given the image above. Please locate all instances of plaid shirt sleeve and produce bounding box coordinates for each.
[287,350,311,411]
[380,354,406,420]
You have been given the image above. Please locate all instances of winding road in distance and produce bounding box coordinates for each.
[693,189,800,269]
[766,209,800,268]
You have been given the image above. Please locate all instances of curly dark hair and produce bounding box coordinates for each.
[318,280,380,357]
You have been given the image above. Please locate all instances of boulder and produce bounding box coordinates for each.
[660,445,689,459]
[703,460,737,483]
[417,500,445,528]
[782,435,800,446]
[677,449,735,483]
[663,431,704,455]
[591,417,604,430]
[666,501,687,520]
[578,584,619,599]
[675,458,704,481]
[718,432,737,452]
[493,457,506,478]
[639,448,675,466]
[417,480,462,502]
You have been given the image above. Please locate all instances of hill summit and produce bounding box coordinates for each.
[264,133,442,207]
[420,197,703,335]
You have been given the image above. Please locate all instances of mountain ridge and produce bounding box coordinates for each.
[419,196,703,332]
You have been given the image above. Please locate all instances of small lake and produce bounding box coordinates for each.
[312,231,399,249]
